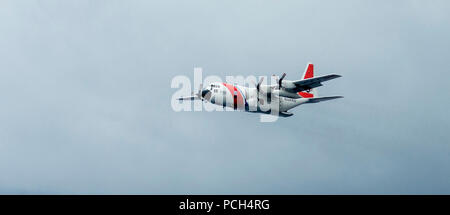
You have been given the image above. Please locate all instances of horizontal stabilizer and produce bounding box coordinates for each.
[307,96,343,103]
[292,74,342,91]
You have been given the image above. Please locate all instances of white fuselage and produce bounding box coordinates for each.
[203,82,310,114]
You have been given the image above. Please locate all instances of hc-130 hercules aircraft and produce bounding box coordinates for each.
[178,63,342,117]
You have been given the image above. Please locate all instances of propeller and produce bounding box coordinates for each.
[195,84,203,100]
[252,77,264,103]
[256,77,264,92]
[278,73,286,89]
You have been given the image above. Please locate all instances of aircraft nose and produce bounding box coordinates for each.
[201,89,210,97]
[201,89,211,99]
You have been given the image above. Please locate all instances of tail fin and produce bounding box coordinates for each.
[298,62,318,98]
[302,62,314,80]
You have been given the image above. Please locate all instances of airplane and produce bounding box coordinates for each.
[178,63,342,117]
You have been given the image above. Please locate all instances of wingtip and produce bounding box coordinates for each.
[322,73,342,78]
[329,95,344,99]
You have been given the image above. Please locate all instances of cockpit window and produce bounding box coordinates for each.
[210,84,220,89]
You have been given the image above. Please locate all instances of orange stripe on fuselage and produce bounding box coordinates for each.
[223,83,245,109]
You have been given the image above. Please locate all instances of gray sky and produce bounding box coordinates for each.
[0,0,449,194]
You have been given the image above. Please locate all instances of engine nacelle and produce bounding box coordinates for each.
[246,98,258,112]
[281,80,296,89]
[246,88,259,112]
[259,85,275,94]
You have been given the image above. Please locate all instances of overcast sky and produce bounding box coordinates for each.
[0,0,449,194]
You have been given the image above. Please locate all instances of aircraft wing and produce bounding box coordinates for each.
[291,74,341,91]
[306,96,343,103]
